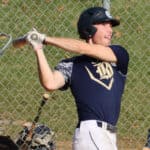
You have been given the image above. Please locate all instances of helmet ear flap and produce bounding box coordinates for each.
[86,25,97,38]
[77,7,98,40]
[78,25,97,40]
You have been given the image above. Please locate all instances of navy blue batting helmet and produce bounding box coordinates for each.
[77,7,120,40]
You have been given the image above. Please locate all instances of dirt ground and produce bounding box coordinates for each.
[56,140,144,150]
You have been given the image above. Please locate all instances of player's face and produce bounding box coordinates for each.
[92,22,113,46]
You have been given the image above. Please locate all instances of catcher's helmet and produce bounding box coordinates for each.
[77,7,120,40]
[16,124,56,150]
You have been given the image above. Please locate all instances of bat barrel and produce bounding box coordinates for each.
[0,33,12,56]
[12,36,27,48]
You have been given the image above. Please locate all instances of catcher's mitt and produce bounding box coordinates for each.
[16,123,56,150]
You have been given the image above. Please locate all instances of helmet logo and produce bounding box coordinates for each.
[105,10,112,19]
[95,11,103,18]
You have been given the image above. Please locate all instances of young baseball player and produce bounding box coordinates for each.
[26,6,129,150]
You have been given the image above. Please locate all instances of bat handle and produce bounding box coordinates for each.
[26,93,49,141]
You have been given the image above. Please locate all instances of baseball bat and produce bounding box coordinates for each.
[12,33,39,48]
[0,33,12,56]
[19,93,49,150]
[12,36,27,48]
[102,0,111,12]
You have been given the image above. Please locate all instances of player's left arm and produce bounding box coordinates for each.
[26,29,117,62]
[44,36,117,62]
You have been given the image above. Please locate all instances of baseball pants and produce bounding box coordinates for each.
[72,120,117,150]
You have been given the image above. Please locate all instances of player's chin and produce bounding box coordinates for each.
[103,40,111,47]
[107,38,112,45]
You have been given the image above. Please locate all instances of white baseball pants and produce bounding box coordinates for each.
[72,120,117,150]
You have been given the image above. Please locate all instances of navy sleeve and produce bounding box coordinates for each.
[109,45,129,75]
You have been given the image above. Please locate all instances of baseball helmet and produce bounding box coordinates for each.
[77,7,120,40]
[16,124,56,150]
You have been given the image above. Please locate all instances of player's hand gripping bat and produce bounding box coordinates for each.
[19,93,49,150]
[0,29,45,57]
[12,28,46,48]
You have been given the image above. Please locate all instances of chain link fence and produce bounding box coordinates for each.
[0,0,149,149]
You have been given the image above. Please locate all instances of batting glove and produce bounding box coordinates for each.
[26,28,46,48]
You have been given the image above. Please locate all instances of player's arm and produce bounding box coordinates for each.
[33,44,65,91]
[44,37,117,62]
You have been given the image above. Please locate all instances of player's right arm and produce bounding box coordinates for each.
[33,44,65,91]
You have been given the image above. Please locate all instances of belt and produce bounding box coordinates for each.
[77,120,117,133]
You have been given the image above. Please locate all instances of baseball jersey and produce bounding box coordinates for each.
[55,45,129,126]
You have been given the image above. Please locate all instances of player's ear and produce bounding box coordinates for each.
[86,38,93,44]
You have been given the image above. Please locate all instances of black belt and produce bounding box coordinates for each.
[77,121,117,133]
